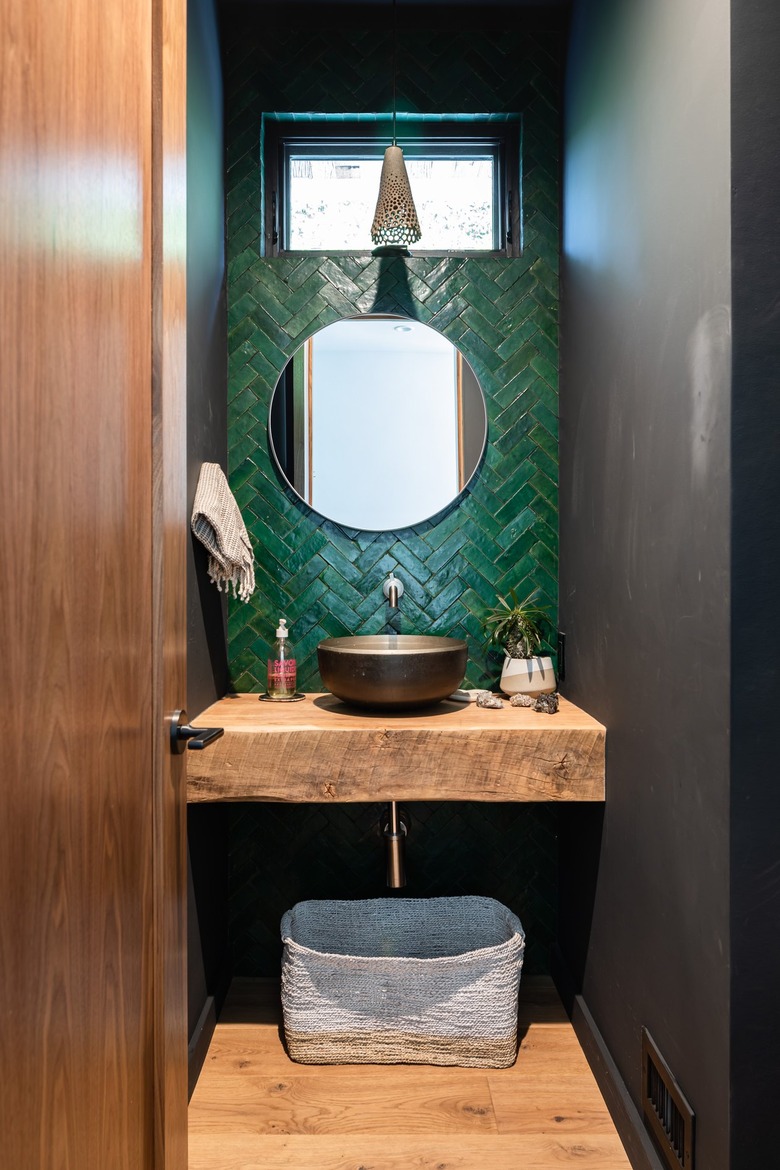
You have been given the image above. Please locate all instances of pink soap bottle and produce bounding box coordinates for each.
[267,618,297,699]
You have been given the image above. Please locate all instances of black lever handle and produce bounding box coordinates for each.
[170,709,224,755]
[182,725,224,750]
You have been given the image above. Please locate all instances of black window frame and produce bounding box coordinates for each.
[262,117,522,258]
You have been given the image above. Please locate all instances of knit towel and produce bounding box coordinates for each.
[191,463,256,602]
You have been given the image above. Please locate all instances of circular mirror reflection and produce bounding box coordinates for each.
[268,316,487,531]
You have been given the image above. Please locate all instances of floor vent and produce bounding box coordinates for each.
[642,1028,695,1170]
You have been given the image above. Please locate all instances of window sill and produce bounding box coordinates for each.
[270,248,517,260]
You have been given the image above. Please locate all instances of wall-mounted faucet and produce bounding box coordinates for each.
[383,571,404,609]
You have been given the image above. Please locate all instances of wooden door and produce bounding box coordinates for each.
[0,0,187,1166]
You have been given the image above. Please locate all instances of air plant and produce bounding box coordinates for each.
[483,590,551,660]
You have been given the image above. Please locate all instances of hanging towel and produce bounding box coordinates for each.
[191,462,256,602]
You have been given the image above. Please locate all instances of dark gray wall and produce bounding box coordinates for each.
[186,0,231,1087]
[187,803,231,1091]
[560,2,731,1168]
[729,1,780,1163]
[187,0,229,718]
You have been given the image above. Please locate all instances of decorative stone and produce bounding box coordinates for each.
[534,692,560,715]
[476,691,504,709]
[510,693,536,708]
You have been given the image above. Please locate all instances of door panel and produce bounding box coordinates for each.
[152,0,189,1164]
[0,0,187,1166]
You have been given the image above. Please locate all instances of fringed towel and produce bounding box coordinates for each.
[191,462,256,602]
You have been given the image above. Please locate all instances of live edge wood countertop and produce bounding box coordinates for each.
[186,693,605,804]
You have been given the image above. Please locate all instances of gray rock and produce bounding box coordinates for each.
[476,691,505,709]
[509,693,536,708]
[534,692,560,714]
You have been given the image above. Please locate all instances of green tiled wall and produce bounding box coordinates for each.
[223,9,561,691]
[221,6,563,975]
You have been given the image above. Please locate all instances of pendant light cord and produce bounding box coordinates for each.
[392,0,397,146]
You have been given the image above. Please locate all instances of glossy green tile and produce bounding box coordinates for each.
[227,290,259,332]
[461,305,507,353]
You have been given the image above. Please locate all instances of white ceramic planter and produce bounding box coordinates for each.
[500,654,556,696]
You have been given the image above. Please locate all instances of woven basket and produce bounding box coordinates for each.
[280,896,525,1068]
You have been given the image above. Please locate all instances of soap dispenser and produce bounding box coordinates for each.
[266,618,297,700]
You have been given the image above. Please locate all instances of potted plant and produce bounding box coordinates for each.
[484,590,556,696]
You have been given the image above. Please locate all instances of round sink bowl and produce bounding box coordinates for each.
[317,634,468,711]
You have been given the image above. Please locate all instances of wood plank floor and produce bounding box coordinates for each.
[188,977,632,1170]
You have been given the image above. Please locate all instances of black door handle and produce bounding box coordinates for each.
[170,709,224,755]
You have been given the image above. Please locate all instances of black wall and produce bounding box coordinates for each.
[729,1,780,1163]
[187,0,229,719]
[560,2,731,1168]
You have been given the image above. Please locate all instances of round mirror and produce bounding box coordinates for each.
[268,315,487,531]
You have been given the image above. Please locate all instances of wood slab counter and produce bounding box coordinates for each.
[186,694,605,804]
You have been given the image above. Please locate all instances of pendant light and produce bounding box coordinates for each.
[370,0,421,253]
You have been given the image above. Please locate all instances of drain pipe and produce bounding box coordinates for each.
[383,802,409,888]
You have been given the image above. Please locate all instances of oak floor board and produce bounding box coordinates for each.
[487,1074,619,1134]
[189,1072,498,1135]
[188,979,632,1169]
[187,1132,633,1169]
[514,1027,595,1076]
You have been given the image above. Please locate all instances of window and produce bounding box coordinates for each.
[263,118,521,256]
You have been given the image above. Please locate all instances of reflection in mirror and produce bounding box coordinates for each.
[269,316,487,531]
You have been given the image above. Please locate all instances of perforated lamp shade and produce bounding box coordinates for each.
[370,145,422,247]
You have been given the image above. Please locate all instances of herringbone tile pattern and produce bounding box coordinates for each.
[221,10,562,975]
[229,802,557,978]
[228,251,559,692]
[223,13,561,693]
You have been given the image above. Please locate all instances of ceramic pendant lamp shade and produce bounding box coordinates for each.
[370,145,422,248]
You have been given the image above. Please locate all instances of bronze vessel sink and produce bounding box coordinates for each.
[317,634,468,710]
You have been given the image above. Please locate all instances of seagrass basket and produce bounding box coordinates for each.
[280,895,525,1068]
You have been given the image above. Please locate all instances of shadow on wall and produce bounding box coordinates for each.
[369,252,415,314]
[554,802,605,1006]
[191,533,230,695]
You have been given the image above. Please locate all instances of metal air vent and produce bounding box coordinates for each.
[642,1028,695,1170]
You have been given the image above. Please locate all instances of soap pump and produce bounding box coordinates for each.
[266,618,297,700]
